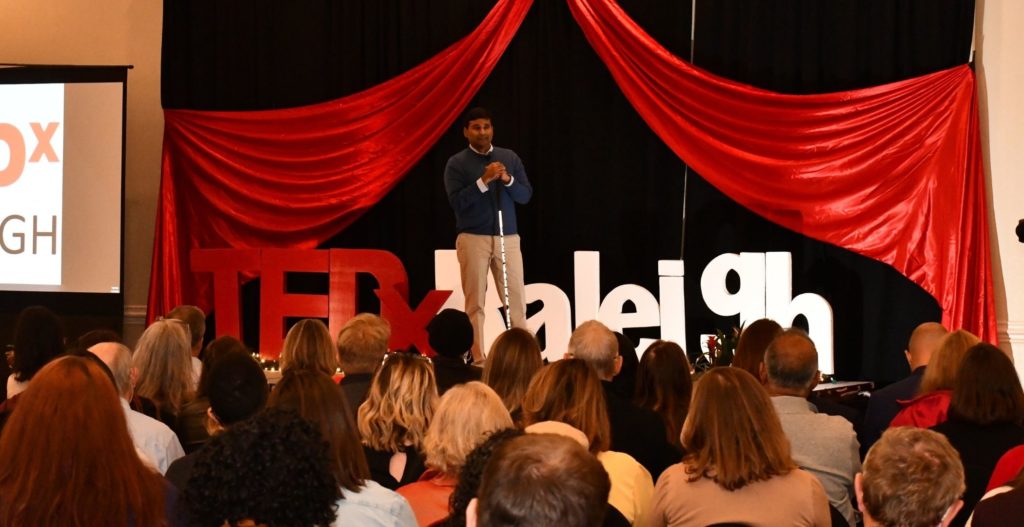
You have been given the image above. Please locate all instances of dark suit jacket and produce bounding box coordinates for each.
[931,418,1024,527]
[862,366,925,454]
[601,381,679,480]
[340,372,373,423]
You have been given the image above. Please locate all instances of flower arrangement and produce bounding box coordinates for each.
[694,324,743,372]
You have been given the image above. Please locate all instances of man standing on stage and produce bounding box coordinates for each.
[444,107,532,362]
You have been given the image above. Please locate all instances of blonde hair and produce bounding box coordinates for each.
[918,329,980,395]
[133,319,195,413]
[483,328,543,415]
[682,368,795,490]
[336,313,391,375]
[424,382,513,476]
[280,319,338,376]
[357,353,438,452]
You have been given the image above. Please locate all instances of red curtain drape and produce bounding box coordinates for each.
[567,0,996,342]
[148,0,533,322]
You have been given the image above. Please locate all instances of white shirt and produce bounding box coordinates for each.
[334,480,417,527]
[190,356,202,389]
[120,398,185,475]
[6,374,29,398]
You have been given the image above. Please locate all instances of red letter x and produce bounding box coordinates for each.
[29,122,59,162]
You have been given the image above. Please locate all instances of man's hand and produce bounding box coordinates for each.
[483,162,510,185]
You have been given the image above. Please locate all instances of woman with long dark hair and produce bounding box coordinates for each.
[634,340,692,449]
[6,305,65,399]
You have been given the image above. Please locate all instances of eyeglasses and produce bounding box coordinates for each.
[380,348,433,367]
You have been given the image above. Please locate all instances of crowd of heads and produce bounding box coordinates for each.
[2,303,1022,526]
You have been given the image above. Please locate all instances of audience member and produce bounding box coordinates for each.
[610,331,640,399]
[930,342,1024,526]
[427,309,482,394]
[165,348,268,491]
[337,313,391,416]
[176,335,251,452]
[6,305,65,399]
[90,341,185,474]
[133,318,195,431]
[971,466,1024,526]
[986,444,1024,491]
[183,408,340,527]
[280,318,339,376]
[0,356,183,526]
[436,427,524,527]
[468,433,611,527]
[481,327,542,422]
[634,340,692,450]
[862,322,947,452]
[763,329,860,527]
[358,351,439,489]
[731,317,782,379]
[856,427,965,527]
[522,359,654,525]
[568,320,677,479]
[165,304,207,385]
[269,369,416,526]
[647,368,830,526]
[399,381,512,526]
[76,328,121,350]
[890,329,979,429]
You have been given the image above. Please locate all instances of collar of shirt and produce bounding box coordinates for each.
[469,144,494,155]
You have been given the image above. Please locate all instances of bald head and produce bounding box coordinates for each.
[764,329,819,396]
[567,320,620,380]
[88,341,134,399]
[907,322,947,370]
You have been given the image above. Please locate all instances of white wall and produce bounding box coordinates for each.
[976,0,1024,379]
[1,0,162,344]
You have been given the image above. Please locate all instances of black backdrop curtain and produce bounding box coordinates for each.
[161,0,975,384]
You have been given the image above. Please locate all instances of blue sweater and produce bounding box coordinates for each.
[444,146,532,235]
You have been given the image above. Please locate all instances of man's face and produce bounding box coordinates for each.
[464,118,493,152]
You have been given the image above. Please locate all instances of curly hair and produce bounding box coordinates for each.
[183,408,341,527]
[357,352,438,452]
[436,427,523,527]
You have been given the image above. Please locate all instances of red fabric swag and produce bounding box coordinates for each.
[567,0,996,342]
[148,0,533,321]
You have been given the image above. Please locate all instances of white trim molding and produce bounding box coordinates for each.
[999,321,1024,347]
[124,304,147,326]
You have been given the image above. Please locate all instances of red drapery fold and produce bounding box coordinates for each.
[567,0,996,342]
[148,0,533,322]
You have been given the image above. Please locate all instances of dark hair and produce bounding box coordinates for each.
[763,329,818,390]
[198,336,250,398]
[635,340,692,447]
[949,343,1024,425]
[427,309,474,358]
[477,433,610,527]
[463,107,492,127]
[437,427,523,527]
[12,305,65,382]
[76,328,121,350]
[269,369,371,492]
[611,332,639,398]
[732,319,782,378]
[482,328,543,416]
[206,350,269,426]
[184,408,341,527]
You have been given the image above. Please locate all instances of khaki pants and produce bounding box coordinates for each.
[456,232,527,359]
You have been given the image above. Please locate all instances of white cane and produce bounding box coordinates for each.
[497,209,513,331]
